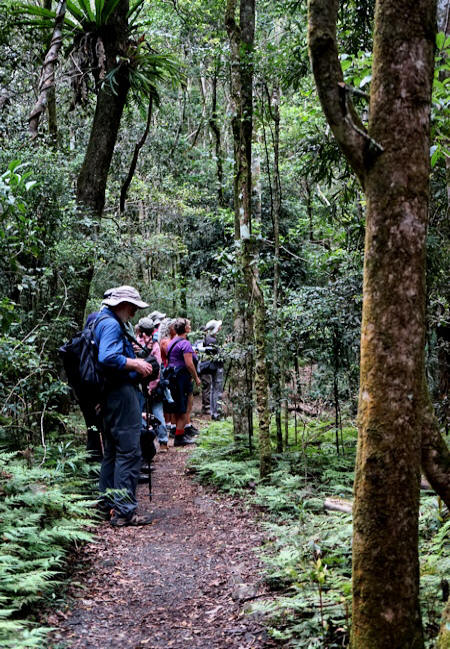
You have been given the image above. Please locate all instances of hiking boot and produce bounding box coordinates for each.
[159,442,168,451]
[184,424,199,436]
[173,434,196,447]
[110,512,154,527]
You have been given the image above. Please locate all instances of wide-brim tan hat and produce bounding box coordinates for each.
[204,319,222,335]
[102,285,149,309]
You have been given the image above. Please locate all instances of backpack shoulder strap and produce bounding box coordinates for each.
[92,311,146,351]
[167,338,184,362]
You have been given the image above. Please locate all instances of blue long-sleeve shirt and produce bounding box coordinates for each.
[94,309,137,382]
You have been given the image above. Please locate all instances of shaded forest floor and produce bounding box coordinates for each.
[47,438,278,649]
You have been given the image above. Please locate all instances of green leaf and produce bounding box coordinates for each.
[436,31,445,50]
[102,0,122,24]
[95,0,105,26]
[78,0,95,22]
[66,0,85,24]
[127,0,145,22]
[14,3,56,19]
[430,146,440,168]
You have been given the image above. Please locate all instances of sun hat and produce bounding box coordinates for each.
[149,310,166,325]
[204,319,222,335]
[137,316,155,334]
[102,286,149,309]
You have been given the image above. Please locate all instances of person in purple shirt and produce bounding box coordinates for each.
[94,286,155,527]
[167,317,201,446]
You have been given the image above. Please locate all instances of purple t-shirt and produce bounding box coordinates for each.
[167,337,198,369]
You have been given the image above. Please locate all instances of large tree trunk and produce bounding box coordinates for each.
[73,1,130,327]
[268,81,283,453]
[252,257,272,478]
[226,0,255,444]
[308,0,447,646]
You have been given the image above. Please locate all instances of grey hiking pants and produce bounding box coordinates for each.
[201,372,212,413]
[99,383,142,518]
[210,367,224,418]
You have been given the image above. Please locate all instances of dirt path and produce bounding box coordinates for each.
[48,443,277,649]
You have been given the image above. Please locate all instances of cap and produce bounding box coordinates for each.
[149,310,167,325]
[137,316,155,334]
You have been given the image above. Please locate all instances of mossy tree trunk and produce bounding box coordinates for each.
[268,81,283,453]
[252,256,272,478]
[226,0,255,444]
[73,1,130,328]
[308,0,449,646]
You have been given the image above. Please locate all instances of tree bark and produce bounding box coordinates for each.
[29,0,66,139]
[308,0,445,646]
[251,253,272,477]
[120,93,154,213]
[226,0,255,444]
[268,81,283,453]
[44,0,59,146]
[73,1,130,327]
[209,62,225,207]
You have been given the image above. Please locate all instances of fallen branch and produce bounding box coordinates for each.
[324,497,352,514]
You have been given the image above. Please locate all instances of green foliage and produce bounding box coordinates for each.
[16,0,142,31]
[431,32,450,168]
[0,441,97,648]
[190,419,448,648]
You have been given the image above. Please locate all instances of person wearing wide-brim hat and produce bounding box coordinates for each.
[94,286,156,527]
[204,319,222,336]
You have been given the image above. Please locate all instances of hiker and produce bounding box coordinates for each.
[81,288,115,462]
[95,285,156,527]
[136,316,169,451]
[149,310,166,343]
[167,317,201,447]
[159,318,177,437]
[199,319,224,420]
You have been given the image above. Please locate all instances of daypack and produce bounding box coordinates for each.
[59,313,159,407]
[59,313,110,406]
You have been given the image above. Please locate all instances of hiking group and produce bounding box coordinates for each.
[61,285,224,527]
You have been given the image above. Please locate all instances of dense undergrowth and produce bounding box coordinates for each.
[0,438,97,649]
[189,419,449,648]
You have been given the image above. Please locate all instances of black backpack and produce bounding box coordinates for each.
[59,313,110,407]
[59,313,159,407]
